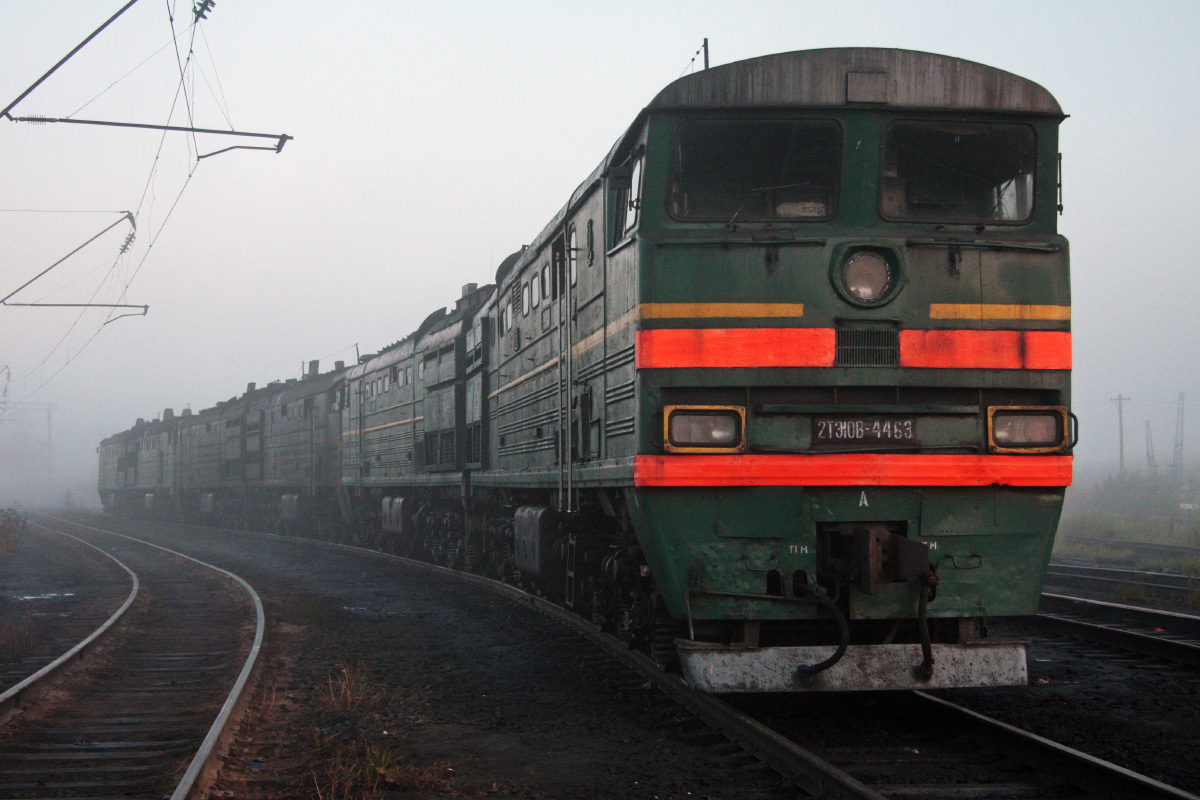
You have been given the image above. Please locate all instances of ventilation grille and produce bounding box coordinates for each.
[836,329,899,367]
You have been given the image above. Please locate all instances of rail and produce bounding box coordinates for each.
[31,515,266,800]
[0,522,139,718]
[1039,592,1200,668]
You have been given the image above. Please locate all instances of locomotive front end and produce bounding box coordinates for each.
[626,50,1071,691]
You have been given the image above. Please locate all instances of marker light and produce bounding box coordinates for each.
[988,407,1071,452]
[842,251,893,303]
[664,406,746,453]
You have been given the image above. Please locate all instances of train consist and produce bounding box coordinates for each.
[100,48,1074,692]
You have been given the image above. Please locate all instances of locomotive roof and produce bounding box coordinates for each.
[648,48,1062,115]
[501,48,1061,292]
[347,283,494,381]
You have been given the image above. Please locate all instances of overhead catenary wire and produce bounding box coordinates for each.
[65,34,181,119]
[11,0,289,402]
[0,0,142,120]
[166,0,201,159]
[17,167,194,400]
[196,24,233,128]
[15,6,203,399]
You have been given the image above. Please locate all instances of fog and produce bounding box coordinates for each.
[2,1,1198,506]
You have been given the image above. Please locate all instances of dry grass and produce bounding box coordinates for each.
[318,659,380,714]
[1052,538,1136,565]
[311,737,453,799]
[258,677,283,721]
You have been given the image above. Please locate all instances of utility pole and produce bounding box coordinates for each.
[1112,394,1130,476]
[1146,420,1157,478]
[1171,392,1186,481]
[703,38,709,70]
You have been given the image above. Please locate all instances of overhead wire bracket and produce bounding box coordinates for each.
[9,115,292,155]
[1,212,136,305]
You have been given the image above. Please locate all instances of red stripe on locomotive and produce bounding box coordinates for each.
[633,453,1073,487]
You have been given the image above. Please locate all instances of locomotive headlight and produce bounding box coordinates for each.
[988,406,1071,452]
[842,251,893,302]
[663,405,746,453]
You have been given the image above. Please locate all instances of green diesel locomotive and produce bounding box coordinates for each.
[100,48,1072,692]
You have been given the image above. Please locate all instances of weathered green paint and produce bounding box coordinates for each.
[630,485,1063,622]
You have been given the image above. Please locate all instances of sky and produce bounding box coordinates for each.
[1,0,1198,504]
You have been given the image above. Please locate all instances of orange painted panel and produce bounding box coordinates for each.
[633,453,1073,488]
[900,330,1071,370]
[636,328,836,369]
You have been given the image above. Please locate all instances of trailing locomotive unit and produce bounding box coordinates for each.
[98,360,346,528]
[101,48,1073,692]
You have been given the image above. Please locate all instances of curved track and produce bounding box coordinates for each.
[0,523,138,719]
[84,516,1198,800]
[0,517,263,800]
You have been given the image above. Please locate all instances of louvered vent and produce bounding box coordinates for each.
[836,329,899,367]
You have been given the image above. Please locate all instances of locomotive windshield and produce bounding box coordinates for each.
[668,119,841,222]
[880,122,1036,223]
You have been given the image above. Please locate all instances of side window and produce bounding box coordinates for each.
[625,158,643,236]
[522,282,531,316]
[418,360,425,380]
[541,264,550,299]
[406,366,412,384]
[531,273,540,307]
[611,148,644,244]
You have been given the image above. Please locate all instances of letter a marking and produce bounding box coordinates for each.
[859,491,869,507]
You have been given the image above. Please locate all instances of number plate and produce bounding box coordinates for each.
[813,416,916,444]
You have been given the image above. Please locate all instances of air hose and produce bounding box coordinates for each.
[794,582,850,681]
[915,565,940,681]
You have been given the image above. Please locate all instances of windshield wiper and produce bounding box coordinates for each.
[725,182,811,229]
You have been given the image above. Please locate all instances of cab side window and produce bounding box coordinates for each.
[610,146,644,245]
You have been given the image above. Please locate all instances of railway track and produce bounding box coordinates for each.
[0,517,263,800]
[1046,562,1197,600]
[1036,592,1200,669]
[0,523,137,713]
[1059,535,1200,560]
[78,515,1197,800]
[405,558,1197,799]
